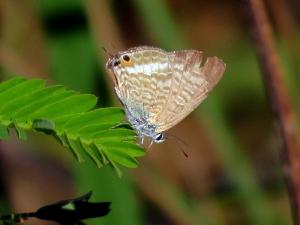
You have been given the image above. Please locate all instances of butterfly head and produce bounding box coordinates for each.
[106,46,164,77]
[106,51,135,71]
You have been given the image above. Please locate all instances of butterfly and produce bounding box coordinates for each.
[106,46,225,145]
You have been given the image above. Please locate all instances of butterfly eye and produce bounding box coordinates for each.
[113,60,120,67]
[121,54,133,66]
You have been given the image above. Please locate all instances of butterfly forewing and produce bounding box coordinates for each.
[113,47,173,124]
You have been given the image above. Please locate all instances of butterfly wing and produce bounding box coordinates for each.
[107,47,225,134]
[109,47,174,124]
[153,50,225,133]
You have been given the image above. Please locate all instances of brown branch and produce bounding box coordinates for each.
[245,0,300,224]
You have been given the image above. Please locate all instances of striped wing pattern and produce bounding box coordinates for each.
[155,51,225,132]
[107,46,225,133]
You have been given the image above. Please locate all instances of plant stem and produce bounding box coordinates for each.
[245,0,300,224]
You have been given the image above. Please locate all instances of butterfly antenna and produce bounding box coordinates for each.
[147,140,154,150]
[166,133,190,158]
[110,43,120,53]
[101,46,114,57]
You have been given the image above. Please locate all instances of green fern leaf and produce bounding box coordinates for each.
[0,77,145,175]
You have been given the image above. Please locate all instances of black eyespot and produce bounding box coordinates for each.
[123,55,130,62]
[156,133,163,141]
[113,60,120,66]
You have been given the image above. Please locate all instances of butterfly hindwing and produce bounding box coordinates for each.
[155,50,225,132]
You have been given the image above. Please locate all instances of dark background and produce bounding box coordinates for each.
[1,0,300,224]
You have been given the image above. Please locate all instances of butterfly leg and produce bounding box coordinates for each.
[140,136,144,145]
[137,135,144,145]
[147,140,154,150]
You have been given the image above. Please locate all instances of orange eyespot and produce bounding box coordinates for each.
[121,54,134,67]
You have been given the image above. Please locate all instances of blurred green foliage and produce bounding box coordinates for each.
[1,0,297,224]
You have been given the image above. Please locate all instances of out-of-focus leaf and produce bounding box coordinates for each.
[0,124,9,140]
[0,192,111,225]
